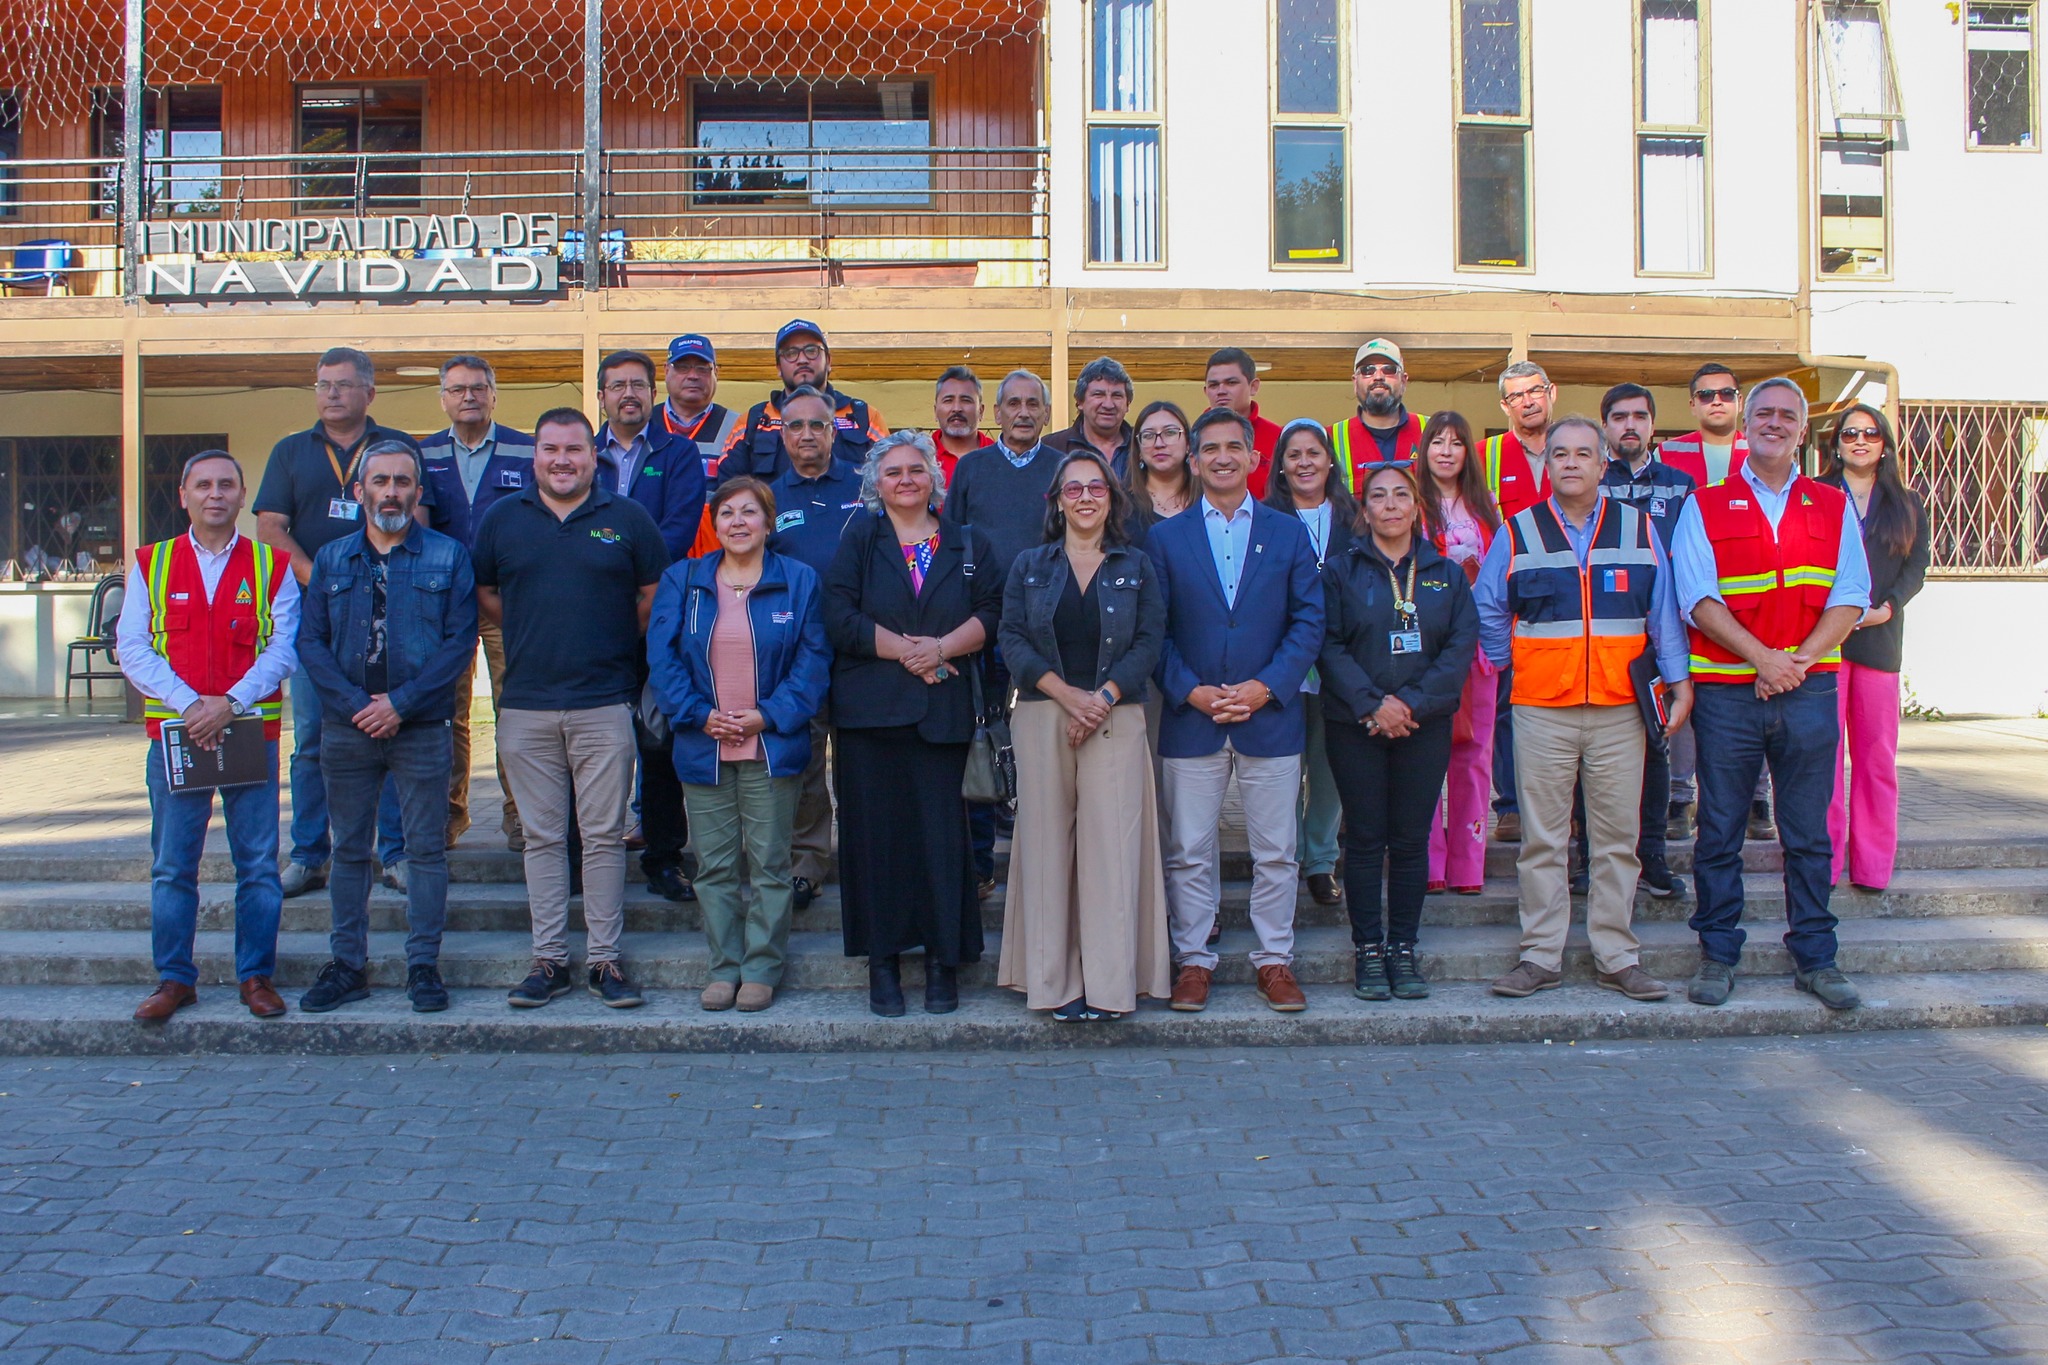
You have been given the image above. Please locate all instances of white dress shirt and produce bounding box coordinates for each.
[116,530,302,717]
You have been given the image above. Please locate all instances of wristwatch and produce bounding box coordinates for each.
[228,697,252,718]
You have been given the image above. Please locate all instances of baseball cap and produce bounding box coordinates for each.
[1353,338,1405,371]
[776,319,827,350]
[667,334,716,365]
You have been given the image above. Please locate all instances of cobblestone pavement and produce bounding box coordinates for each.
[5,709,2048,860]
[4,1029,2048,1363]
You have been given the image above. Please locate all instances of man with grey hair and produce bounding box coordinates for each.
[1670,376,1872,1011]
[255,347,421,897]
[294,440,477,1015]
[1047,355,1135,476]
[1482,358,1558,844]
[1475,416,1691,1003]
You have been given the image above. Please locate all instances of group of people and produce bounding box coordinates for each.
[120,323,1929,1026]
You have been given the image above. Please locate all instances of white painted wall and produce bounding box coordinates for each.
[1901,580,2048,718]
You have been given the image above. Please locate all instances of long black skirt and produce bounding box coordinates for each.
[835,725,984,965]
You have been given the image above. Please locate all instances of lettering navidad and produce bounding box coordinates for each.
[138,213,564,300]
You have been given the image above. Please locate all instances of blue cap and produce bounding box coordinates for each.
[667,334,716,365]
[775,318,827,350]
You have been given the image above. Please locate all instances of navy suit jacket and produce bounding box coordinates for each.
[596,420,708,563]
[1150,498,1326,759]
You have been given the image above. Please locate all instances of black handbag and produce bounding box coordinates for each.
[963,655,1016,807]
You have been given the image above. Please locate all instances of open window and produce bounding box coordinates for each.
[1815,2,1900,276]
[1455,0,1532,269]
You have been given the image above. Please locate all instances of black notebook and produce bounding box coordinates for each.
[161,718,269,792]
[1627,649,1669,735]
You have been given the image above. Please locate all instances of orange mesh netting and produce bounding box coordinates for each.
[0,0,1042,125]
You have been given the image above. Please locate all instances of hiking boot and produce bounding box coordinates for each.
[406,963,449,1013]
[588,961,645,1009]
[1491,960,1562,997]
[924,961,959,1015]
[298,960,369,1014]
[1796,966,1862,1011]
[1597,964,1671,1001]
[507,958,572,1008]
[869,956,906,1017]
[1352,943,1391,1001]
[1688,959,1736,1006]
[1387,942,1430,999]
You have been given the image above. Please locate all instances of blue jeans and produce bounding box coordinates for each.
[324,720,452,971]
[1491,666,1517,816]
[146,737,282,985]
[1687,675,1842,972]
[289,668,405,869]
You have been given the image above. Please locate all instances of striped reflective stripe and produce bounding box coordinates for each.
[248,541,277,649]
[1514,616,1648,639]
[1689,654,1756,678]
[144,542,173,655]
[1510,546,1580,571]
[1716,571,1777,596]
[1783,566,1837,590]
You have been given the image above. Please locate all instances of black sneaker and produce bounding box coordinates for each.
[1352,943,1391,1001]
[1640,856,1686,900]
[1052,998,1110,1022]
[647,866,696,903]
[1387,942,1430,1000]
[298,960,369,1014]
[792,876,818,911]
[588,961,645,1009]
[406,963,449,1014]
[508,958,573,1008]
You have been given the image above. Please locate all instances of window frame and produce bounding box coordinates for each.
[1083,0,1167,269]
[1632,0,1714,277]
[1816,0,1905,125]
[1816,129,1895,280]
[1452,0,1534,273]
[294,81,427,213]
[1813,2,1897,281]
[1965,1,2039,153]
[1268,0,1351,270]
[685,78,937,210]
[89,84,224,221]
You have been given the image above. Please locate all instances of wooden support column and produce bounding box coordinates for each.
[1049,287,1071,431]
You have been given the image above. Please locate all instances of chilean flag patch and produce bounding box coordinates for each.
[1604,568,1629,593]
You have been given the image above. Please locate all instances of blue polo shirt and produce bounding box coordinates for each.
[765,460,866,577]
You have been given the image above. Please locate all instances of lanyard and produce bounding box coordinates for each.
[319,433,363,490]
[1385,553,1418,628]
[1297,505,1328,565]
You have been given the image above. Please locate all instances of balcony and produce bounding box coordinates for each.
[0,142,1050,299]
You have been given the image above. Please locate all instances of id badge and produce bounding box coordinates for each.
[1390,629,1423,655]
[328,498,361,521]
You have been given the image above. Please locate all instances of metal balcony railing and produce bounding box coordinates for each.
[0,144,1050,295]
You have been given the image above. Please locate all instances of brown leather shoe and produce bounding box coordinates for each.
[735,982,775,1012]
[1597,964,1671,1001]
[1256,964,1307,1012]
[134,981,197,1023]
[1169,965,1212,1012]
[240,976,287,1018]
[1491,960,1563,997]
[1306,873,1342,906]
[1493,812,1523,842]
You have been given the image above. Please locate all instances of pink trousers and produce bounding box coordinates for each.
[1829,661,1901,889]
[1429,654,1499,888]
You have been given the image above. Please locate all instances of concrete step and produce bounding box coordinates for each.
[5,971,2047,1056]
[6,866,2047,935]
[6,834,2045,887]
[9,915,2048,989]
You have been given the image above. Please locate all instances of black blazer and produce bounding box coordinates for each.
[999,541,1165,706]
[1318,537,1479,726]
[823,511,1004,744]
[1820,475,1930,673]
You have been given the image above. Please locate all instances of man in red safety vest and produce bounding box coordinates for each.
[1330,338,1427,495]
[1656,361,1751,489]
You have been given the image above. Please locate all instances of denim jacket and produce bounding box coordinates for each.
[645,550,832,786]
[998,541,1164,705]
[301,523,479,724]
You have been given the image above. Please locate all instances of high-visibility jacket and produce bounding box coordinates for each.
[1656,429,1748,489]
[136,535,290,740]
[722,387,882,483]
[1331,411,1425,495]
[1504,498,1659,708]
[1484,430,1550,518]
[1686,476,1847,682]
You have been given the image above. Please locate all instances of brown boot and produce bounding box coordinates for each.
[134,981,197,1023]
[1169,965,1212,1012]
[1255,964,1307,1013]
[240,976,287,1018]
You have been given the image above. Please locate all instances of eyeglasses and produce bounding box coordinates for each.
[1503,385,1551,406]
[1059,480,1111,501]
[441,383,491,398]
[602,379,652,394]
[1693,387,1740,403]
[313,380,363,396]
[1137,426,1185,444]
[783,419,832,434]
[1838,426,1884,443]
[1355,363,1401,378]
[778,344,826,362]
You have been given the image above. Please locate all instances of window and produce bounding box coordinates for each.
[91,86,223,218]
[691,80,931,206]
[1087,0,1163,266]
[297,84,423,210]
[0,437,122,572]
[1272,0,1348,267]
[1968,3,2036,148]
[1635,1,1710,274]
[0,91,19,219]
[1455,0,1531,269]
[1816,2,1902,275]
[143,435,229,545]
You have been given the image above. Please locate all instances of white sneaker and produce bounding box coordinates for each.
[381,860,408,894]
[279,862,328,897]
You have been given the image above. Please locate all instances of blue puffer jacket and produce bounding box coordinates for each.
[645,549,831,786]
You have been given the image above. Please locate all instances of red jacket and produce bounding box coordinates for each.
[1656,430,1749,489]
[935,431,996,484]
[1247,402,1281,498]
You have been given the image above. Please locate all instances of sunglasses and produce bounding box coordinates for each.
[1356,363,1401,378]
[1058,480,1110,501]
[1693,387,1740,403]
[1838,427,1884,443]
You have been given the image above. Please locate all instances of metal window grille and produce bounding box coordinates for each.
[1901,400,2048,573]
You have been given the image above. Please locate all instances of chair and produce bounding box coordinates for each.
[65,574,126,702]
[0,239,79,295]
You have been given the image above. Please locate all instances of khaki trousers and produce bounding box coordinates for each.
[997,700,1172,1012]
[449,620,522,845]
[1511,702,1646,973]
[1163,742,1301,970]
[497,704,635,965]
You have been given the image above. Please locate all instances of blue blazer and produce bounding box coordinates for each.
[645,550,832,786]
[419,424,535,547]
[1149,499,1326,759]
[597,421,709,563]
